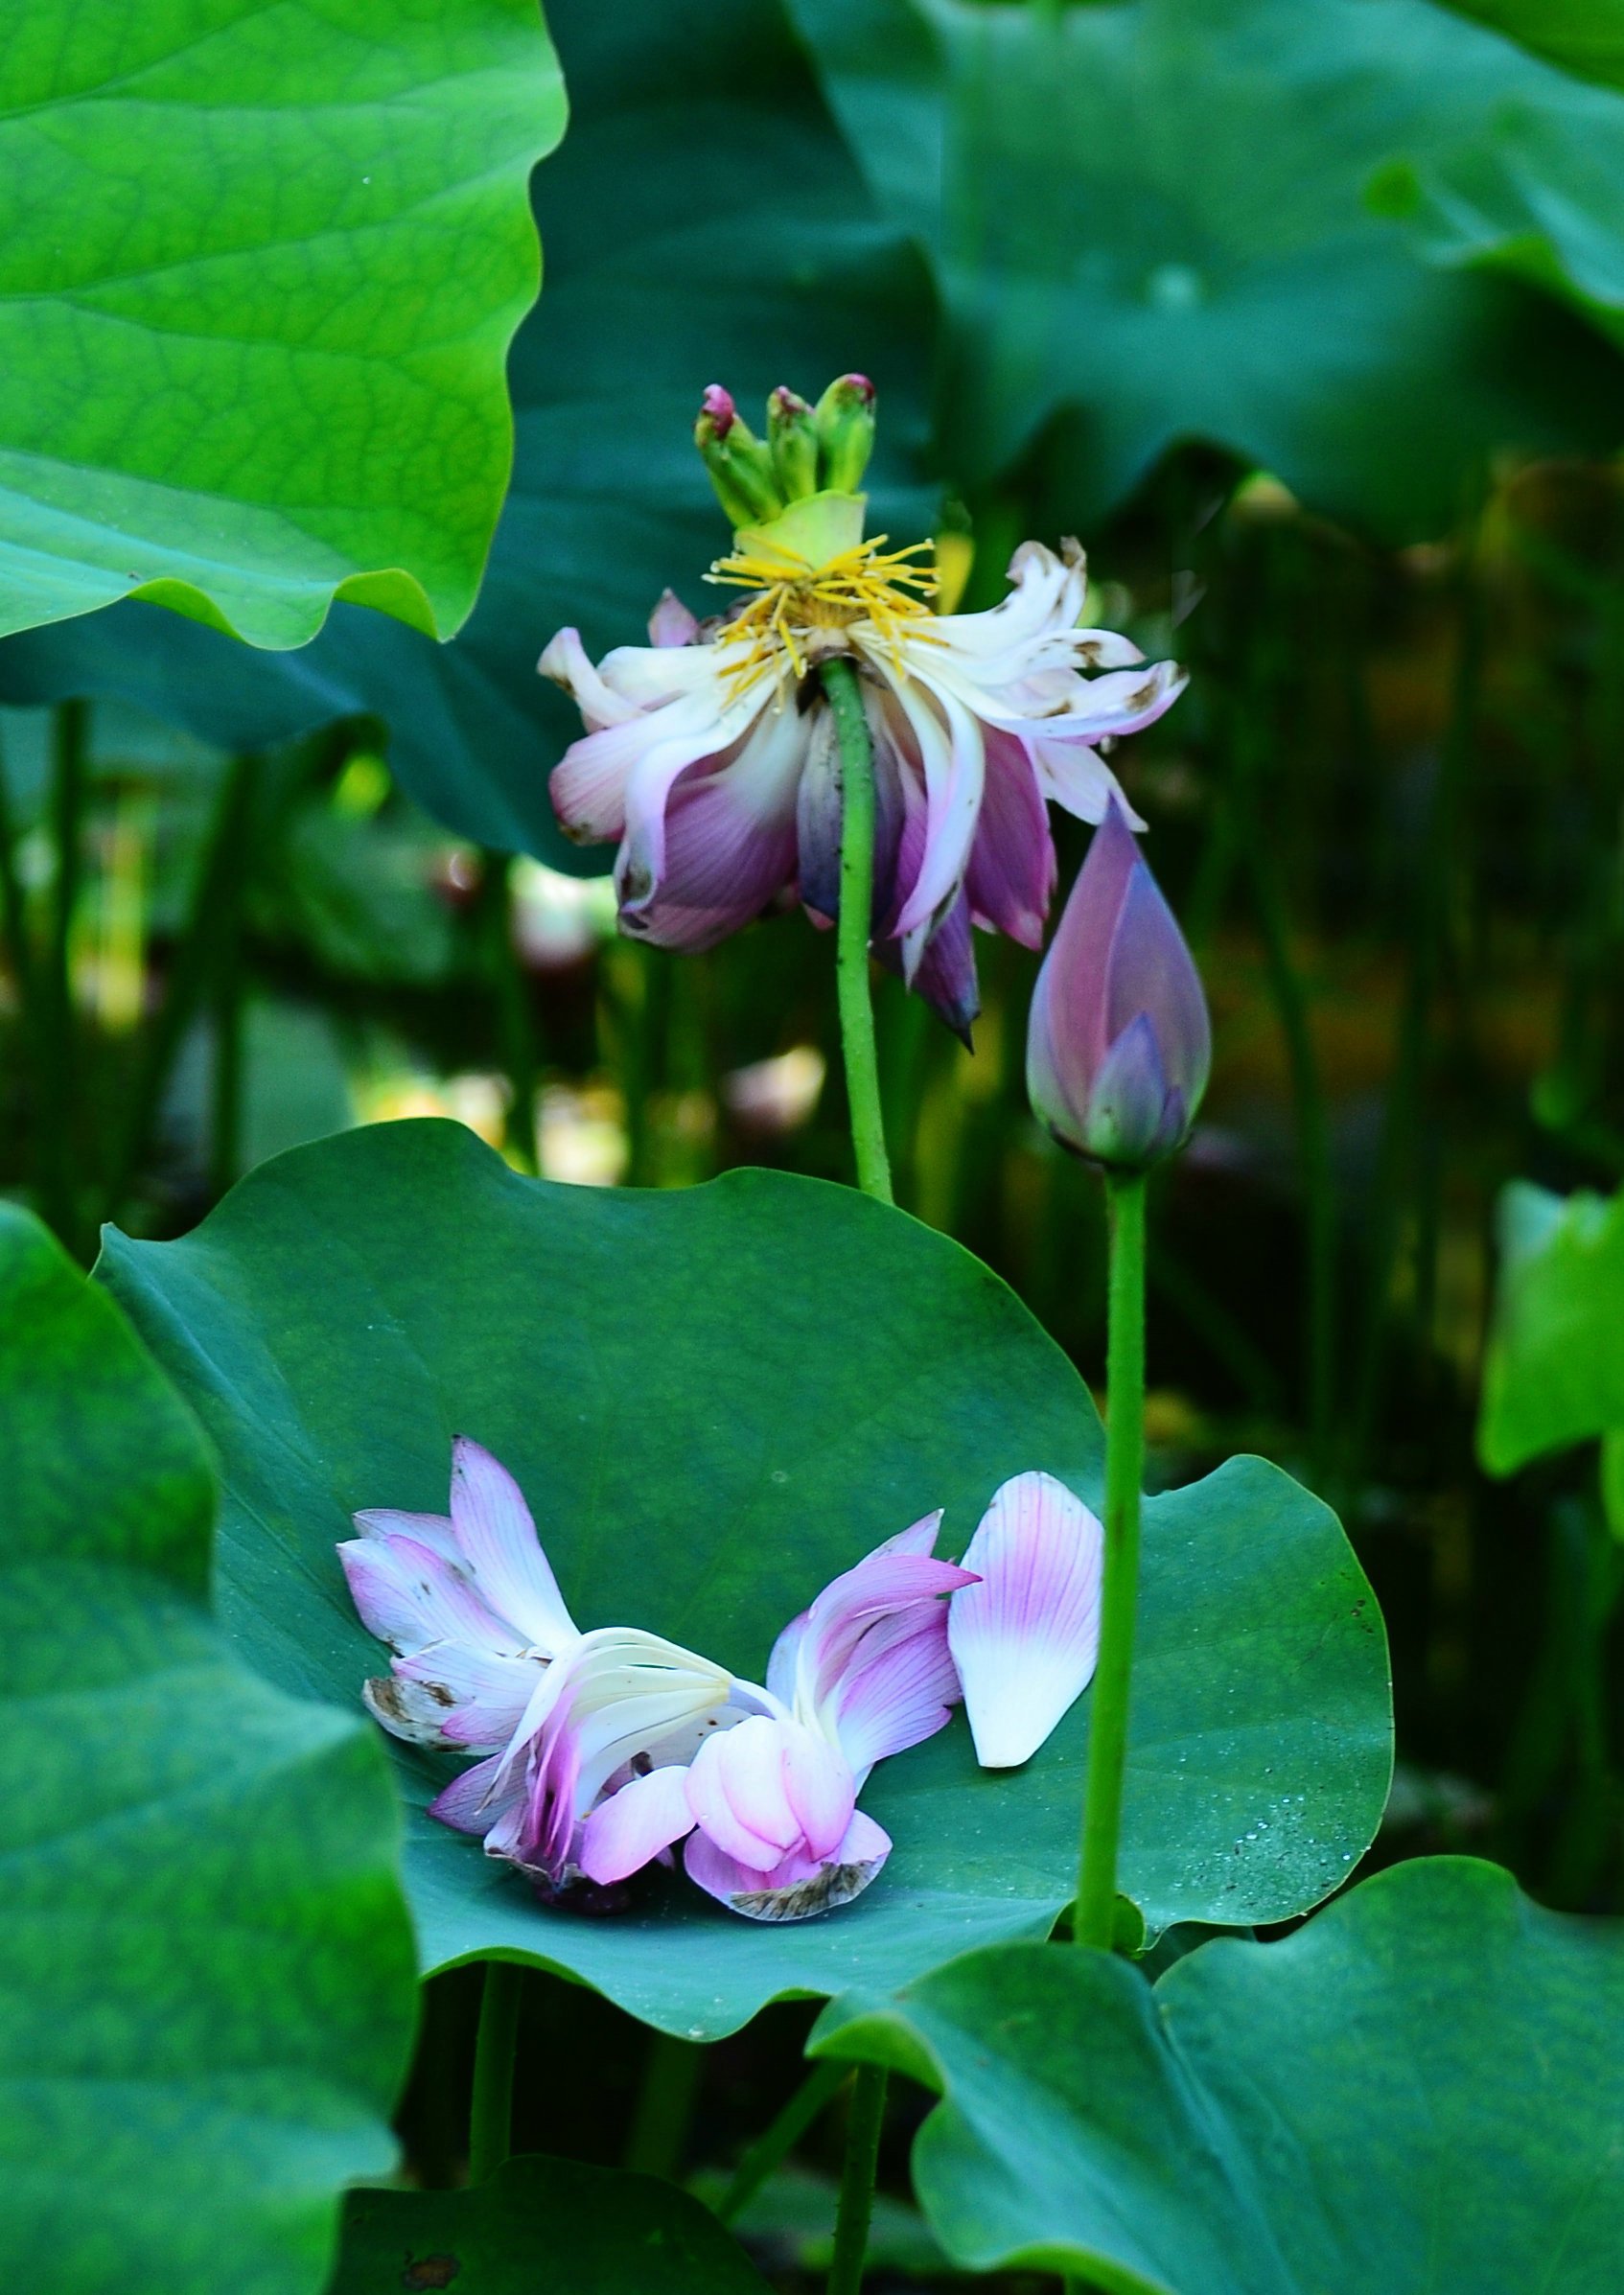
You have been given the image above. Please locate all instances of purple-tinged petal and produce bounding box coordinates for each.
[1103,868,1213,1111]
[337,1532,520,1659]
[800,1548,977,1713]
[875,1509,946,1560]
[835,1609,963,1774]
[794,708,843,924]
[1080,1014,1174,1169]
[965,730,1056,951]
[579,1765,697,1884]
[878,889,979,1046]
[624,704,806,952]
[428,1752,518,1837]
[947,1471,1103,1768]
[886,674,987,949]
[448,1438,575,1651]
[684,1809,892,1922]
[1030,736,1144,830]
[648,590,700,647]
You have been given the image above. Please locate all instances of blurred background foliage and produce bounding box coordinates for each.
[5,0,1624,2260]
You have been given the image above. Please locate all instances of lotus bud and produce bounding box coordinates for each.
[1027,799,1210,1171]
[694,384,784,526]
[767,385,821,501]
[813,372,876,493]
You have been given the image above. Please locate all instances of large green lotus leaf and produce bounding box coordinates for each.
[812,1857,1624,2294]
[333,2156,770,2294]
[786,0,1624,540]
[0,1,562,650]
[96,1119,1390,2039]
[0,0,934,859]
[0,1205,417,2294]
[1478,1179,1624,1476]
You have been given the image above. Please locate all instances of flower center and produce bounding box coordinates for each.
[707,534,940,693]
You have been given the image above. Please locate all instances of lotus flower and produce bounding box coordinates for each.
[339,1438,769,1888]
[1027,797,1211,1171]
[541,379,1184,1038]
[947,1472,1104,1768]
[580,1515,975,1921]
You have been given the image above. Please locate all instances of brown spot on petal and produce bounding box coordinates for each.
[729,1854,885,1922]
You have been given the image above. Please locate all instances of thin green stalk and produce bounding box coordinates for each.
[822,657,893,1204]
[714,2060,849,2227]
[825,2061,888,2295]
[476,852,539,1173]
[104,753,260,1221]
[622,2030,704,2182]
[1075,1171,1148,1950]
[0,729,37,1017]
[38,701,87,1247]
[209,893,246,1203]
[468,1960,522,2185]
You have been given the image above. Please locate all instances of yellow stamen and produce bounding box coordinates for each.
[706,534,941,694]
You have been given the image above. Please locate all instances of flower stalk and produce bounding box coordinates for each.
[824,655,893,1204]
[826,2061,888,2295]
[469,1959,522,2183]
[1074,1170,1148,1949]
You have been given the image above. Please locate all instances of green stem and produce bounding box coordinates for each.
[825,2062,888,2295]
[622,2030,704,2182]
[468,1960,522,2185]
[104,753,260,1222]
[715,2060,849,2226]
[38,701,87,1249]
[1075,1171,1148,1950]
[476,852,539,1174]
[0,729,37,1018]
[822,657,893,1205]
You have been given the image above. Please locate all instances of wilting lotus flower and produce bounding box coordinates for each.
[339,1438,770,1888]
[541,377,1184,1037]
[947,1472,1104,1768]
[1027,797,1211,1171]
[580,1515,975,1921]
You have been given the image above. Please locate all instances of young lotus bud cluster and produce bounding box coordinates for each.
[693,375,876,527]
[1027,798,1211,1173]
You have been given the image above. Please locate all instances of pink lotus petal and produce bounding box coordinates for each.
[1030,736,1144,830]
[780,1724,858,1860]
[621,706,806,952]
[647,589,700,648]
[393,1644,539,1750]
[429,1752,518,1837]
[684,1716,802,1871]
[801,1548,977,1712]
[448,1438,575,1650]
[835,1609,963,1774]
[684,1808,892,1922]
[947,1471,1103,1768]
[337,1532,519,1659]
[965,730,1056,951]
[766,1609,808,1708]
[351,1507,458,1560]
[579,1765,697,1884]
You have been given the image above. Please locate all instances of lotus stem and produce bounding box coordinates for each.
[715,2059,849,2225]
[823,656,893,1204]
[469,1959,522,2184]
[1075,1170,1148,1949]
[825,2060,888,2295]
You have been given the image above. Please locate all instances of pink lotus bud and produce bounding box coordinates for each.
[1026,799,1210,1171]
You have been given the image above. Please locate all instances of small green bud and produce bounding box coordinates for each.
[767,386,820,501]
[813,373,876,493]
[694,384,784,526]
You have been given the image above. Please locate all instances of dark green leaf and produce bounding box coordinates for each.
[97,1119,1390,2037]
[333,2156,771,2294]
[0,2,564,646]
[812,1856,1624,2294]
[1479,1179,1624,1474]
[0,0,935,857]
[0,1204,417,2294]
[787,0,1624,537]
